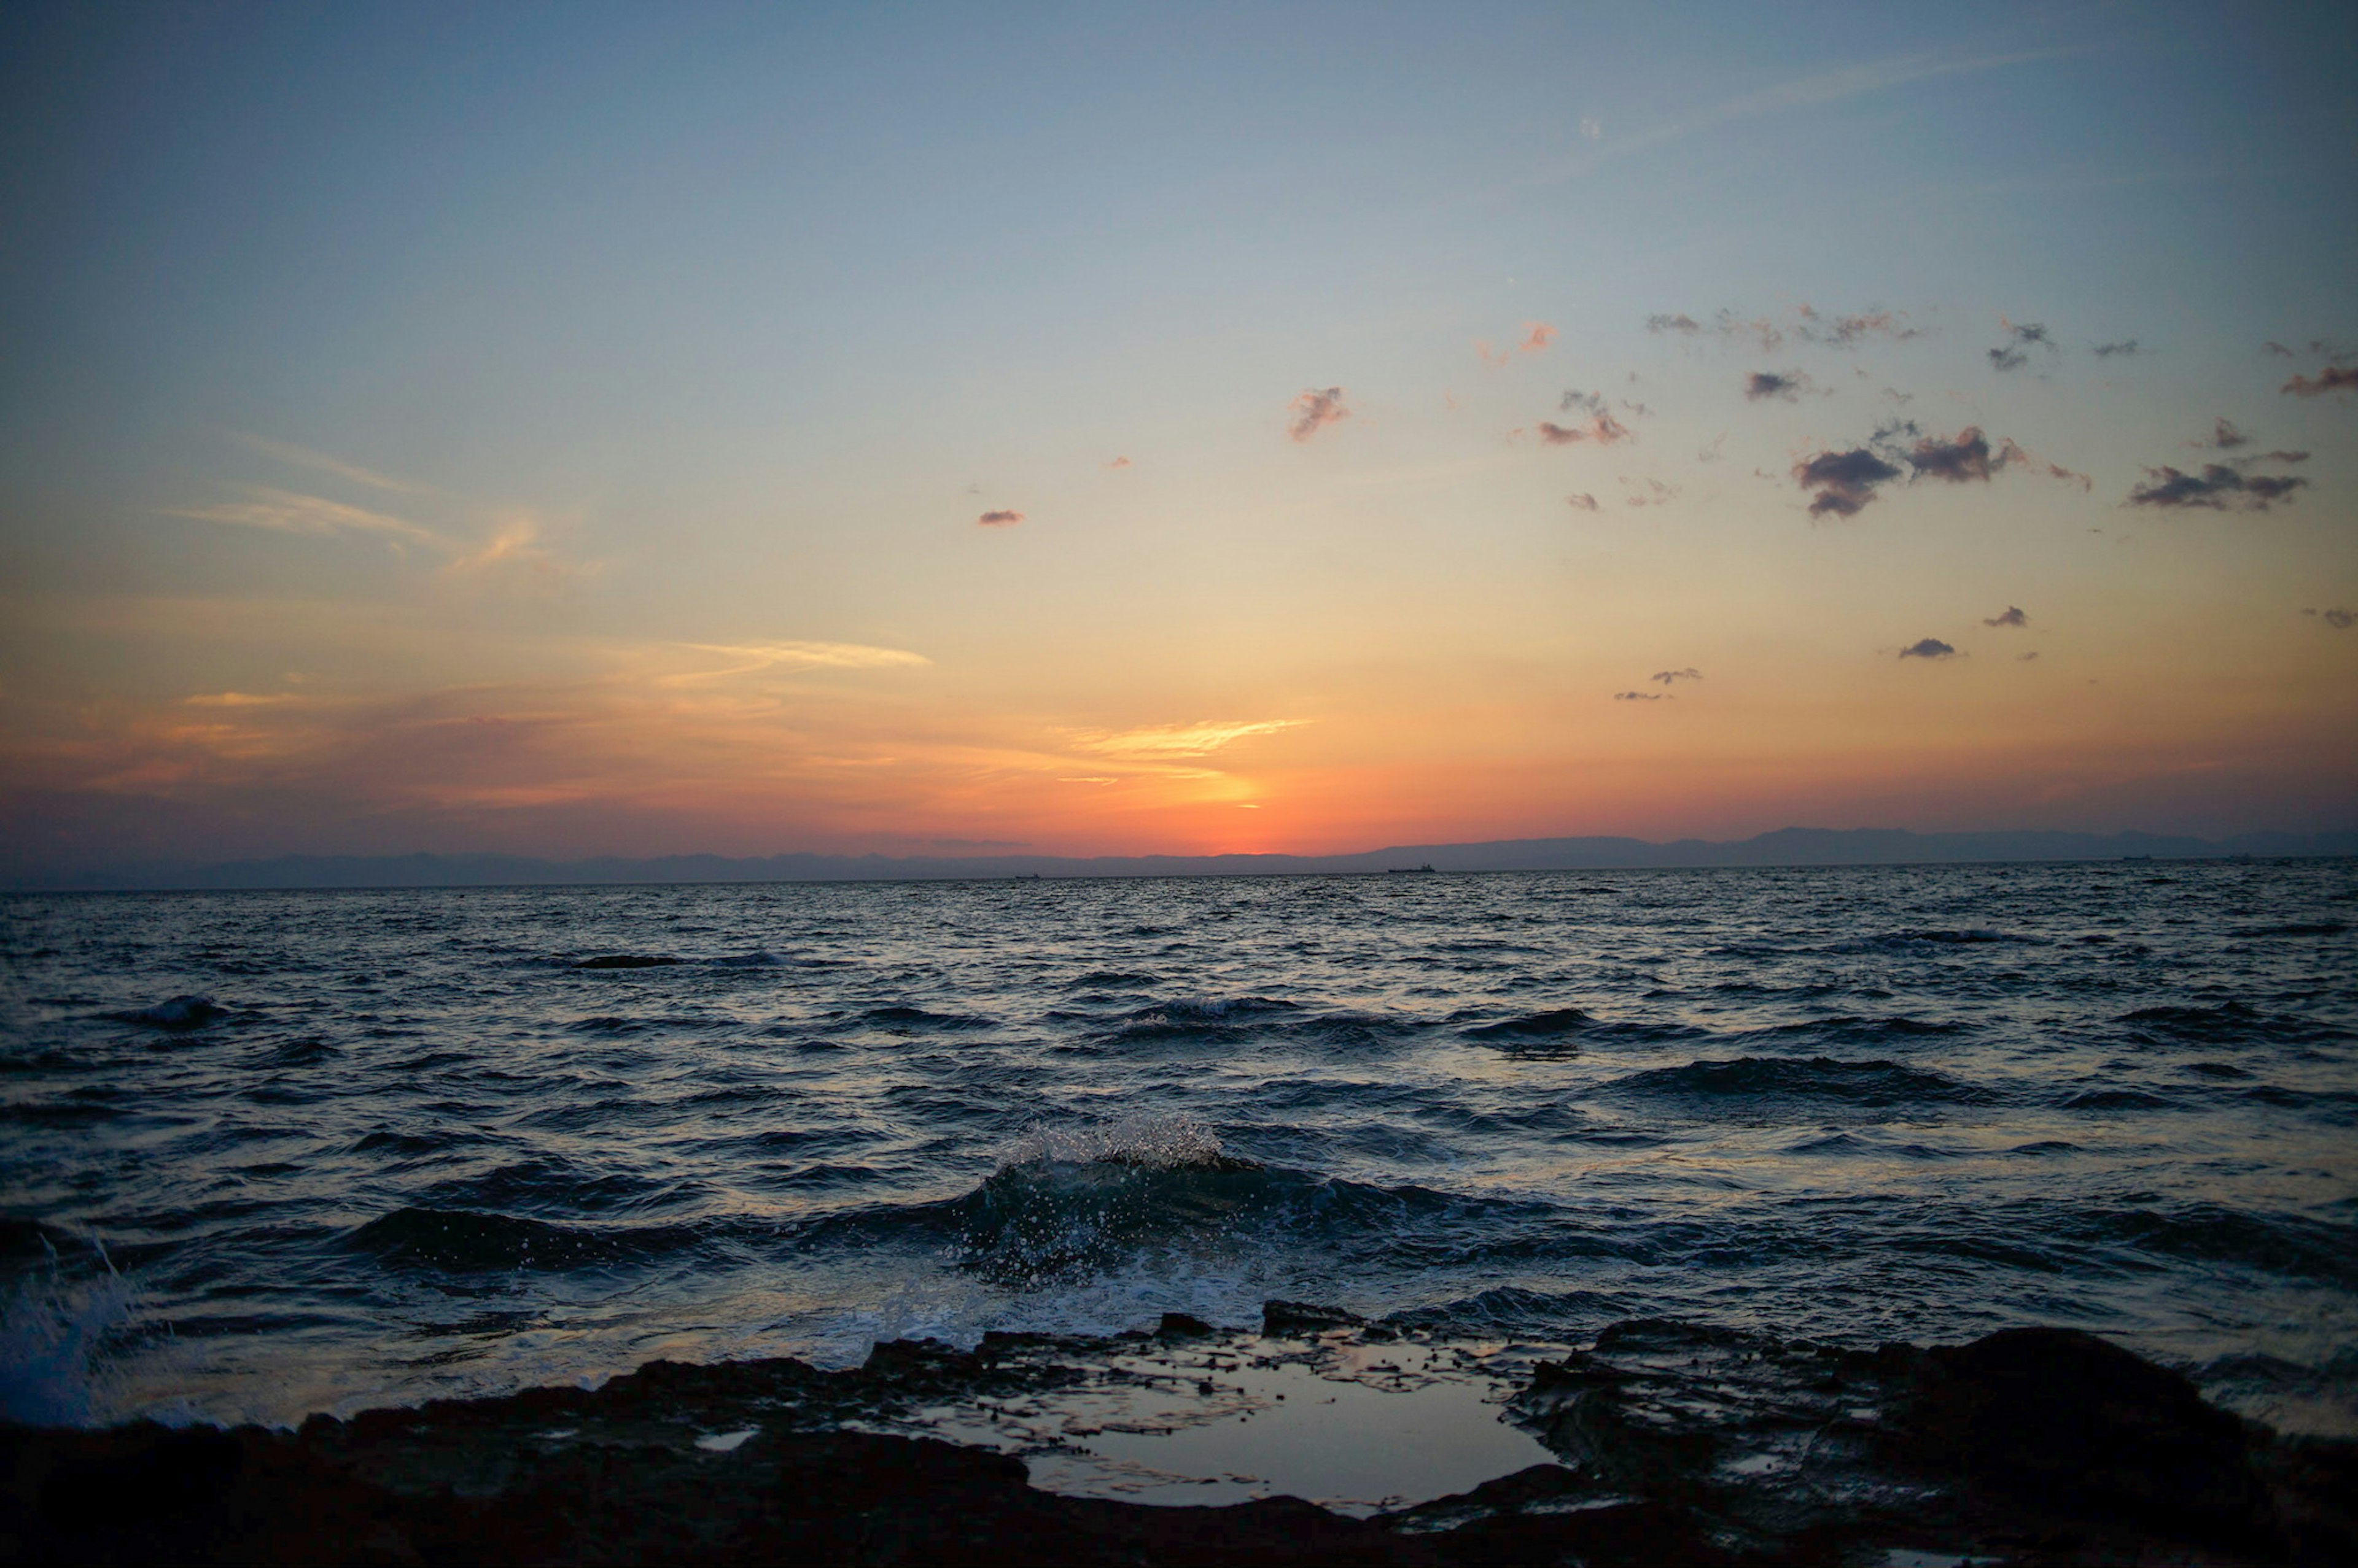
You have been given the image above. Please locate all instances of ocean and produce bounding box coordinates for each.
[4,860,2354,1446]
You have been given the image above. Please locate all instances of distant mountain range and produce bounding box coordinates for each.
[12,826,2354,891]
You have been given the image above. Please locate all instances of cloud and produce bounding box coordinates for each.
[1906,427,2007,483]
[1538,413,1632,445]
[166,487,443,546]
[2322,608,2354,629]
[1697,432,1728,463]
[1987,318,2055,372]
[230,435,438,496]
[2125,464,2309,513]
[1624,477,1679,506]
[2091,340,2139,358]
[2017,651,2040,661]
[1716,311,1783,352]
[1793,447,1903,518]
[2265,341,2295,356]
[1074,718,1305,759]
[2131,462,2311,516]
[1560,389,1606,414]
[2206,417,2251,449]
[1107,456,1132,469]
[1794,306,1922,346]
[978,509,1025,526]
[1579,115,1603,140]
[1520,322,1557,354]
[1613,691,1666,701]
[440,510,584,594]
[1288,386,1351,441]
[2282,365,2358,397]
[1566,492,1600,511]
[1899,637,1958,659]
[1745,370,1813,401]
[1650,667,1702,685]
[1646,313,1703,335]
[1983,606,2029,628]
[679,642,932,677]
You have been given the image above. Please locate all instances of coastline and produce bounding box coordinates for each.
[7,1310,2351,1566]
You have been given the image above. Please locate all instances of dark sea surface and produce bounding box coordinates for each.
[4,861,2355,1436]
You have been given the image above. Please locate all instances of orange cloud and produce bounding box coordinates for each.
[1287,387,1350,441]
[1536,414,1632,445]
[1520,322,1557,353]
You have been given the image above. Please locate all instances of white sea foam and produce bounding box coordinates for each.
[999,1112,1223,1171]
[0,1236,131,1426]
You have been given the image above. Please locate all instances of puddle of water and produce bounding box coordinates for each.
[894,1340,1556,1515]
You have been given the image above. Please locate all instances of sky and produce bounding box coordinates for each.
[1,0,2352,874]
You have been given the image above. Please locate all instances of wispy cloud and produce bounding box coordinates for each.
[1566,492,1600,512]
[978,509,1025,526]
[1613,691,1666,702]
[230,433,439,496]
[1107,456,1132,470]
[1288,387,1351,441]
[1987,318,2056,372]
[2091,339,2140,358]
[1539,49,2074,182]
[1794,306,1922,347]
[1073,719,1306,758]
[1651,667,1702,686]
[1983,606,2029,628]
[1520,322,1558,354]
[677,642,933,678]
[1537,413,1632,446]
[166,487,444,546]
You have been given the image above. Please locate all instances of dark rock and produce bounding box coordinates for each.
[574,955,681,969]
[1155,1312,1213,1338]
[1261,1299,1364,1335]
[1893,1325,2269,1544]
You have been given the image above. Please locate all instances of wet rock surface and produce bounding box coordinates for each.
[5,1317,2351,1565]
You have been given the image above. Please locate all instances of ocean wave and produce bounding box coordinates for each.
[848,1005,994,1031]
[1608,1056,1997,1106]
[1463,1007,1591,1039]
[107,995,227,1030]
[2117,1003,2349,1043]
[346,1208,688,1273]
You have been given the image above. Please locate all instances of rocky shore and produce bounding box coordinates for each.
[6,1313,2352,1565]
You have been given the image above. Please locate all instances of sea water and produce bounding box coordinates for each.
[2,861,2352,1436]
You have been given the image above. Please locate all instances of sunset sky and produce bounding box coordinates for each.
[2,1,2352,874]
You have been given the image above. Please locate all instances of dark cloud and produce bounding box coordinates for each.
[1538,413,1633,445]
[1566,492,1600,512]
[1288,386,1351,441]
[1794,306,1921,347]
[2264,449,2311,464]
[1899,638,1957,660]
[2091,340,2140,357]
[2264,341,2295,357]
[977,509,1025,527]
[1646,313,1703,335]
[1987,319,2055,373]
[1983,606,2028,628]
[1650,667,1702,685]
[1745,370,1811,402]
[1560,389,1606,414]
[2326,609,2355,630]
[2125,464,2309,512]
[2282,365,2358,397]
[1794,447,1903,518]
[2208,418,2250,449]
[1907,427,2005,483]
[1613,691,1667,701]
[2017,651,2040,661]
